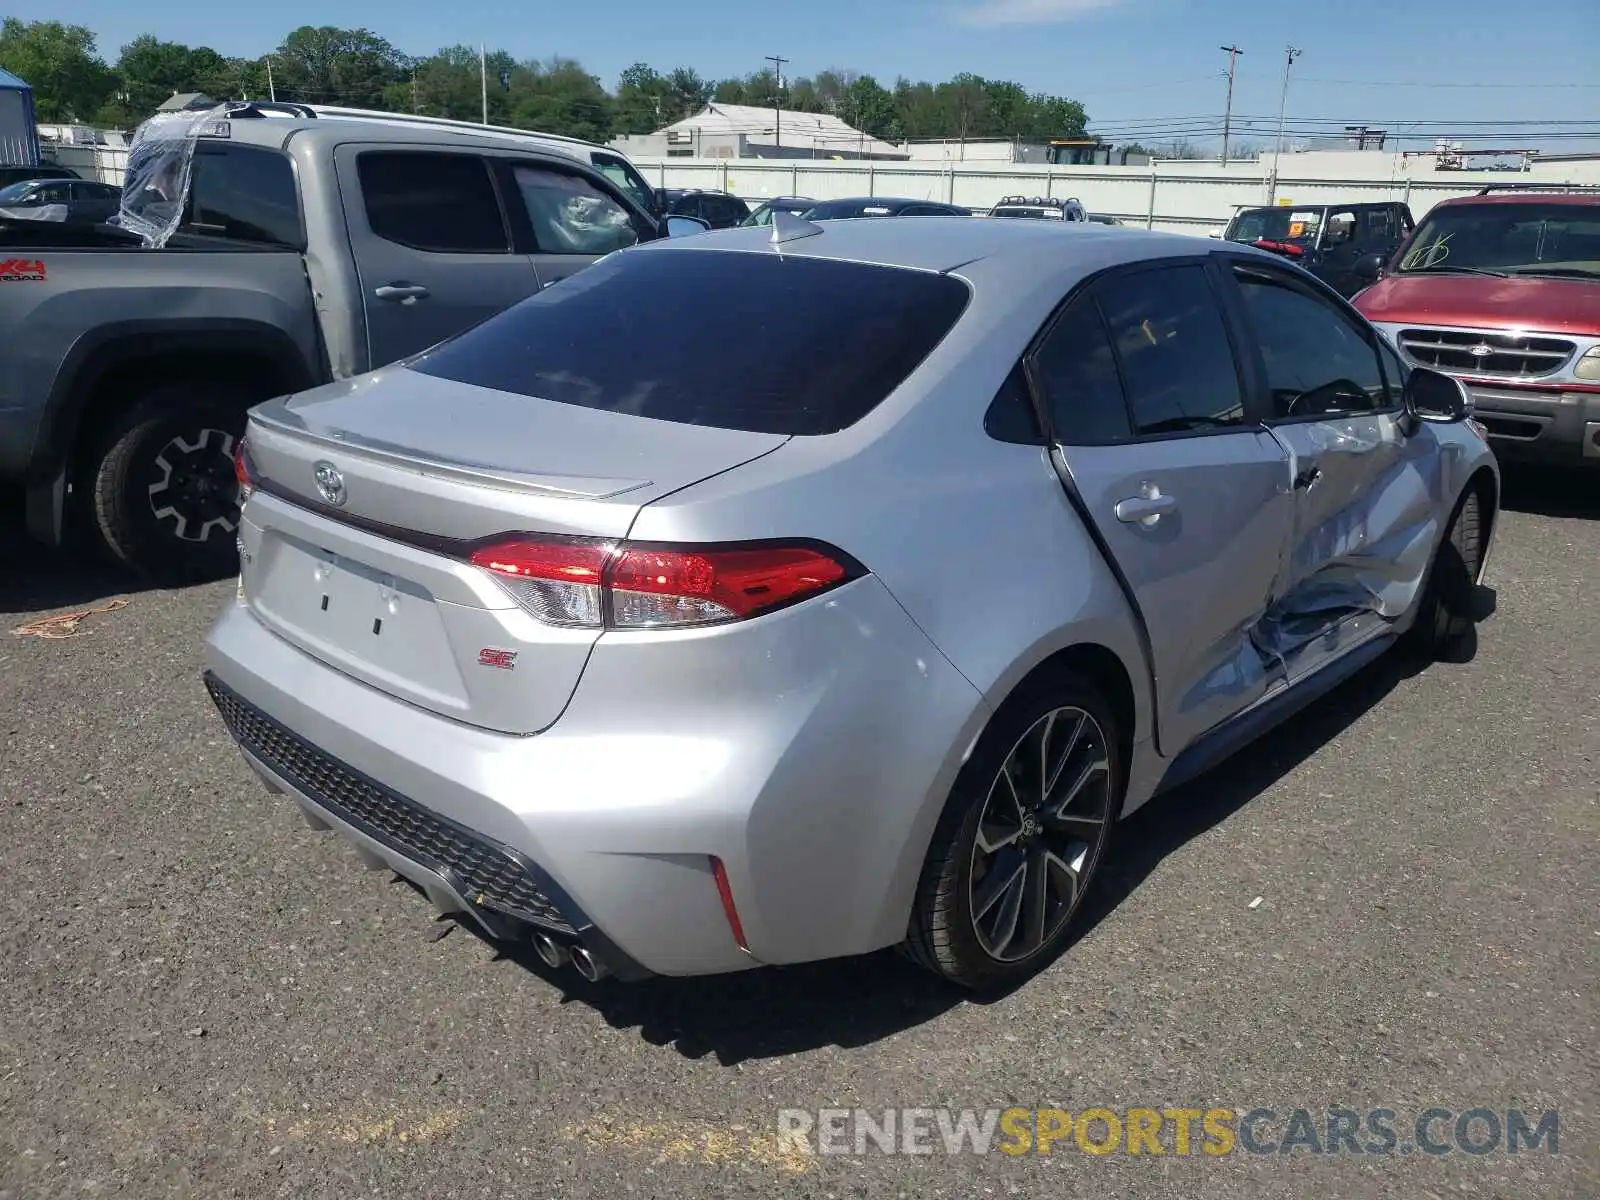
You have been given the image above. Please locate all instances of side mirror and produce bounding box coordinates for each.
[665,215,711,238]
[1355,253,1386,286]
[1406,367,1471,423]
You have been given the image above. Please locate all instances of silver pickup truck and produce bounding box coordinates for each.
[0,101,689,579]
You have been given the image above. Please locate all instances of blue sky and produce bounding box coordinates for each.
[18,0,1600,148]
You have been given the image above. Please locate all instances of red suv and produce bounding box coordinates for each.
[1353,185,1600,467]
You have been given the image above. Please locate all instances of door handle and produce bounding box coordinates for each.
[1293,465,1323,491]
[1114,489,1178,526]
[374,283,430,304]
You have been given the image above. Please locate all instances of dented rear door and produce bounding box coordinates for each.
[1038,261,1296,754]
[1221,258,1439,677]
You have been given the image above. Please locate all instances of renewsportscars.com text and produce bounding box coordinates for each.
[776,1106,1560,1158]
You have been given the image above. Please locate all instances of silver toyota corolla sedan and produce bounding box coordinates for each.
[205,214,1498,989]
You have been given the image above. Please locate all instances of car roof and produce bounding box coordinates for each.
[178,109,614,169]
[640,213,1235,283]
[1432,190,1600,208]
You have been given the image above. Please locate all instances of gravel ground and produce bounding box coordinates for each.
[1,469,1595,1199]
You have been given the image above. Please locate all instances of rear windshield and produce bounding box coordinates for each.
[804,200,899,219]
[409,248,971,435]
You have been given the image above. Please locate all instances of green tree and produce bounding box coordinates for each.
[270,25,405,108]
[841,75,895,138]
[614,62,667,133]
[507,58,614,142]
[115,36,232,114]
[0,18,116,122]
[662,67,710,120]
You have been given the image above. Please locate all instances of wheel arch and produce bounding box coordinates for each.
[27,320,320,542]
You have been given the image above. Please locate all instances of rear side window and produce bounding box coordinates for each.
[409,249,971,435]
[357,151,508,254]
[185,144,303,248]
[1093,265,1246,435]
[1030,296,1132,444]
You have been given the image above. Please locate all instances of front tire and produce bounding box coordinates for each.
[86,382,250,583]
[1405,487,1484,661]
[905,674,1123,989]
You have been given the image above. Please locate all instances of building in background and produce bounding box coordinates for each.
[611,103,908,161]
[156,92,216,114]
[0,68,43,167]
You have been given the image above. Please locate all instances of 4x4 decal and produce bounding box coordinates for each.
[0,259,47,282]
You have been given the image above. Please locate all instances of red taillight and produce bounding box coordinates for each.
[468,536,610,627]
[233,435,253,500]
[467,535,858,630]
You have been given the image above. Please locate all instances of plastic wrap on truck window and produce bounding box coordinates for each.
[116,104,235,248]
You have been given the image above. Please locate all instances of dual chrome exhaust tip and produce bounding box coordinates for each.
[531,931,609,982]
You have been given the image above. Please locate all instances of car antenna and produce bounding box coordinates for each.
[770,208,824,248]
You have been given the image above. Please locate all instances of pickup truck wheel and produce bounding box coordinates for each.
[87,384,249,582]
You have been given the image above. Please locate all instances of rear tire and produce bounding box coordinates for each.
[904,673,1123,989]
[86,381,250,583]
[1405,487,1483,661]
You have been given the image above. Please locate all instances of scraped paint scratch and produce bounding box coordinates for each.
[264,1106,465,1148]
[564,1116,813,1175]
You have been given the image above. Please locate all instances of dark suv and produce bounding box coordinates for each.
[655,188,751,229]
[1222,201,1414,297]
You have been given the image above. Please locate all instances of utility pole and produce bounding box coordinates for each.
[765,55,789,150]
[1270,45,1302,202]
[411,67,419,114]
[480,44,489,125]
[1219,44,1243,165]
[265,57,276,102]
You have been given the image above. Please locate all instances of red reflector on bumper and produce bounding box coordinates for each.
[710,856,750,953]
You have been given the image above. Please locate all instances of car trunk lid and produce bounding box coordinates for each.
[238,368,788,734]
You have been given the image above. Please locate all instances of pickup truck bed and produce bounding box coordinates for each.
[0,226,324,576]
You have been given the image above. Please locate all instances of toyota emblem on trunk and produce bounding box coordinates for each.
[313,461,347,506]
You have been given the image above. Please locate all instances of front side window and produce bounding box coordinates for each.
[409,249,971,436]
[590,153,657,215]
[1030,296,1131,444]
[511,165,640,256]
[1396,201,1600,280]
[1377,333,1409,407]
[1092,265,1246,435]
[1233,264,1387,418]
[357,151,508,254]
[1322,210,1357,246]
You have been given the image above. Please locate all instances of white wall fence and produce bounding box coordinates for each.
[43,140,1600,235]
[634,156,1600,233]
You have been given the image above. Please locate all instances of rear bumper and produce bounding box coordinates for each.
[1465,383,1600,466]
[203,576,988,979]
